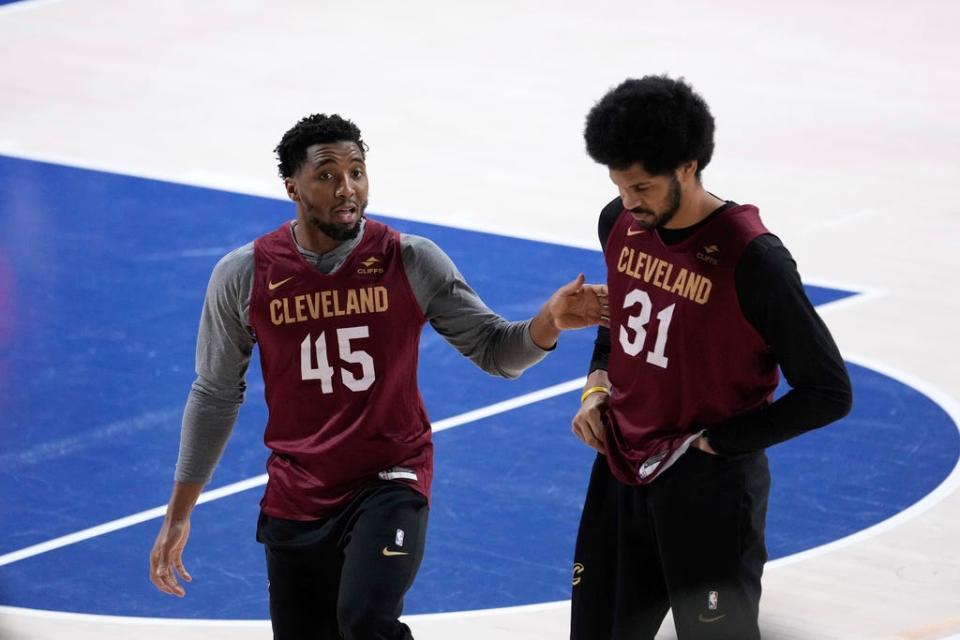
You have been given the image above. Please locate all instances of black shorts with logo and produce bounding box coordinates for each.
[258,481,429,640]
[571,448,770,640]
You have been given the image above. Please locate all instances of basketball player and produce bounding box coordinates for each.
[569,76,852,639]
[148,114,606,640]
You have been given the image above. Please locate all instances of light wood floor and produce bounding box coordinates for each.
[1,0,958,638]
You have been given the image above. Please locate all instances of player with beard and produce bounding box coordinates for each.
[149,114,607,640]
[568,77,852,639]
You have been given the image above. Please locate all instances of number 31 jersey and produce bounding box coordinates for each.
[249,219,431,520]
[604,205,779,485]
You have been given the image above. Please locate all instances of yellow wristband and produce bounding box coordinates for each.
[580,386,610,404]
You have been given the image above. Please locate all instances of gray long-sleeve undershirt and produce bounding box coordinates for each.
[174,220,549,485]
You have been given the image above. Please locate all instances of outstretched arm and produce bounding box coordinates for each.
[402,235,605,378]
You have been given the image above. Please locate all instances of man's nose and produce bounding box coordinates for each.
[620,188,642,211]
[335,177,356,198]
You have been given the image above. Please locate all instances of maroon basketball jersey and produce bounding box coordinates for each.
[604,205,779,485]
[249,219,432,519]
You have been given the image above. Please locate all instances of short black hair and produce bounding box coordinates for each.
[584,75,715,176]
[275,114,367,178]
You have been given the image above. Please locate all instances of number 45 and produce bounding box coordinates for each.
[300,326,376,392]
[619,290,675,369]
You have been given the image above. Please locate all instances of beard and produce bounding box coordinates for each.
[308,209,365,241]
[631,174,682,230]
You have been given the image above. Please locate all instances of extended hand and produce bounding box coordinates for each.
[149,517,193,597]
[530,274,608,349]
[546,274,609,330]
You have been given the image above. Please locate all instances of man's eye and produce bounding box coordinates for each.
[352,169,364,178]
[318,173,332,180]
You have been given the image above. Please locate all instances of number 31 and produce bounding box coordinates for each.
[619,290,675,369]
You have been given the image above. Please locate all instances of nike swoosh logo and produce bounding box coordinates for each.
[268,276,294,291]
[698,613,727,623]
[627,227,645,236]
[382,547,409,557]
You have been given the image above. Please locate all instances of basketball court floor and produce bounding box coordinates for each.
[1,1,958,638]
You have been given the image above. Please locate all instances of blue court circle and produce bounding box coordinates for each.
[1,156,957,618]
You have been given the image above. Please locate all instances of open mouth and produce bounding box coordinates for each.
[333,205,358,223]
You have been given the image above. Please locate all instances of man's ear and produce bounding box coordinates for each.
[284,177,299,203]
[679,160,699,181]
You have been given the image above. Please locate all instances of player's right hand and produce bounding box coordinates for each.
[149,517,193,597]
[572,391,608,454]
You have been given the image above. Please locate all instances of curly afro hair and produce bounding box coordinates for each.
[275,114,368,178]
[584,76,715,177]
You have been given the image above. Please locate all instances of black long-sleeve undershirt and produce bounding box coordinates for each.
[590,197,852,455]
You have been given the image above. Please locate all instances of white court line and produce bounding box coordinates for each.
[0,600,569,625]
[0,148,597,251]
[803,282,885,315]
[1,355,958,626]
[3,274,954,625]
[767,351,960,569]
[0,377,586,568]
[0,148,284,203]
[431,377,585,434]
[0,150,916,261]
[0,475,267,568]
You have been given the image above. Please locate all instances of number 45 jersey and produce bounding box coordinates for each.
[604,205,780,485]
[250,219,431,520]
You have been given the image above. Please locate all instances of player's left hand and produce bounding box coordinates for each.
[572,389,609,454]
